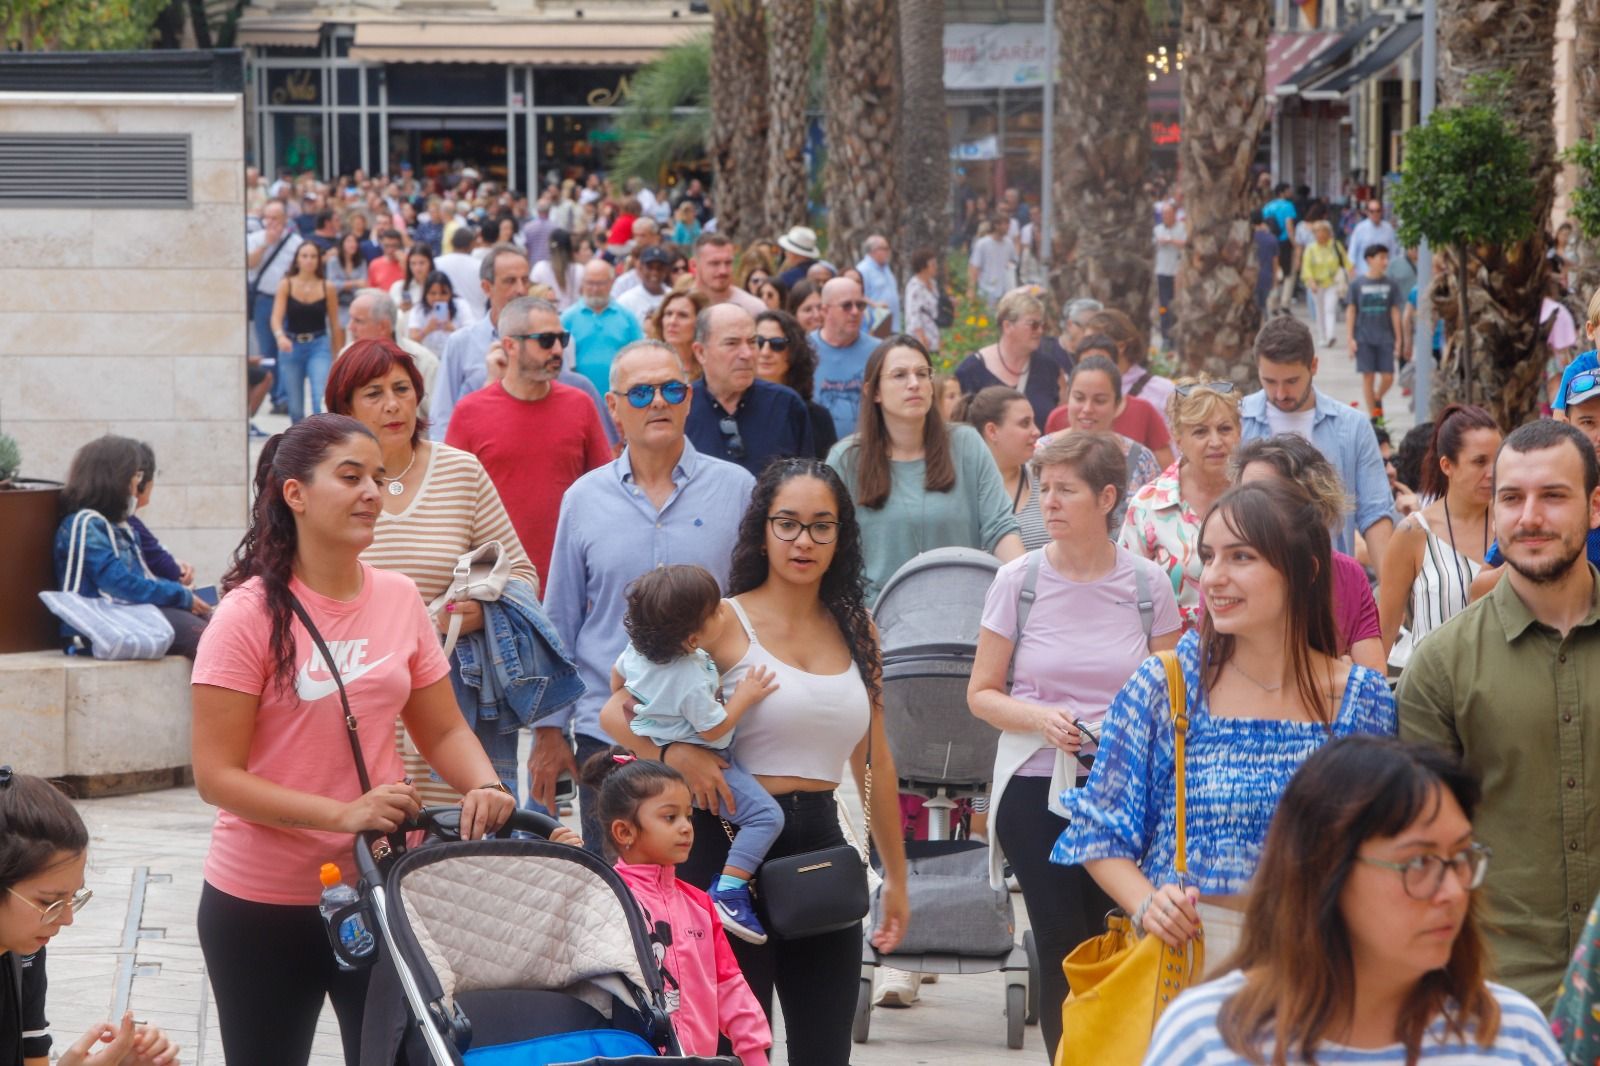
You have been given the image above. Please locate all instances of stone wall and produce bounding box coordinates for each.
[0,92,248,584]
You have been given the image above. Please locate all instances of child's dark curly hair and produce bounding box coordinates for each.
[622,564,722,664]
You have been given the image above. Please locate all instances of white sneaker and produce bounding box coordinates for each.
[874,967,921,1007]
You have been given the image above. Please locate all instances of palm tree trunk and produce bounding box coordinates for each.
[1435,0,1557,426]
[896,0,950,279]
[1171,0,1272,382]
[823,0,900,269]
[766,0,813,234]
[1050,0,1155,332]
[709,0,770,246]
[1572,0,1600,305]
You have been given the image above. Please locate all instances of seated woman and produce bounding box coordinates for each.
[1147,736,1560,1065]
[129,441,194,588]
[53,435,211,659]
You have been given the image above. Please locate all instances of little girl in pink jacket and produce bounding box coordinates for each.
[582,747,772,1065]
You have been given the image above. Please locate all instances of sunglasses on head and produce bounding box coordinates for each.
[509,331,570,350]
[1173,381,1236,397]
[1567,370,1600,404]
[618,381,690,408]
[755,336,790,352]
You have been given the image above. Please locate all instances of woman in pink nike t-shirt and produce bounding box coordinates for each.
[191,414,517,1066]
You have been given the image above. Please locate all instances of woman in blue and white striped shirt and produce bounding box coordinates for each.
[1145,736,1560,1066]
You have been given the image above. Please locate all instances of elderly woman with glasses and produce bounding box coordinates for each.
[827,334,1024,605]
[954,288,1063,428]
[1,767,180,1066]
[1146,737,1557,1066]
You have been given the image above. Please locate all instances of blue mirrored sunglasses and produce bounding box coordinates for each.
[620,381,690,408]
[1567,370,1600,405]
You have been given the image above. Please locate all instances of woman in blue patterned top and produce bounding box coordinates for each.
[1053,479,1396,971]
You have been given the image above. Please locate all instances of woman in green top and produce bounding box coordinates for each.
[826,334,1024,604]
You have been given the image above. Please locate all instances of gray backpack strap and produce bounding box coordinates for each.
[1133,557,1155,643]
[1005,549,1044,691]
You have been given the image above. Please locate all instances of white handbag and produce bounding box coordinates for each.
[427,540,513,658]
[38,510,176,660]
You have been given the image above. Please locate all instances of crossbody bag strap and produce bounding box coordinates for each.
[287,594,375,796]
[254,232,291,289]
[65,510,91,594]
[1005,548,1045,691]
[1156,650,1188,876]
[1133,560,1155,643]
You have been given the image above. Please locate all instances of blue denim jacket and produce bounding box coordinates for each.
[51,511,192,642]
[450,577,584,735]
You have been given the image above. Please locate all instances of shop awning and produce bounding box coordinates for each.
[1301,16,1422,100]
[348,19,705,65]
[234,17,323,48]
[1266,31,1339,96]
[1275,12,1388,96]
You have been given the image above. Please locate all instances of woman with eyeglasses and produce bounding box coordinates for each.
[1056,480,1395,987]
[1120,375,1242,629]
[954,289,1063,428]
[1145,736,1559,1066]
[648,288,708,381]
[827,335,1024,605]
[1,767,179,1066]
[600,459,911,1066]
[755,309,837,459]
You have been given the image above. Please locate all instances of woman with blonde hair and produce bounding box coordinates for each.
[955,288,1062,427]
[1300,219,1352,347]
[1120,377,1241,629]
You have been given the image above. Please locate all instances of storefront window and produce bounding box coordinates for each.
[266,67,320,107]
[274,112,323,174]
[533,67,633,108]
[540,113,620,182]
[387,64,504,107]
[337,114,362,176]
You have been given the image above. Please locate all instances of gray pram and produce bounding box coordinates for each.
[854,547,1038,1050]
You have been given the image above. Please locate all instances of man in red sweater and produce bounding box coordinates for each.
[446,295,610,584]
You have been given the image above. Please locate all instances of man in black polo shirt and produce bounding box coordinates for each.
[684,304,813,475]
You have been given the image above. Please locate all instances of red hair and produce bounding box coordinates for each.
[323,339,429,444]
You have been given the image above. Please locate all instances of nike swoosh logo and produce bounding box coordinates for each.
[295,653,394,702]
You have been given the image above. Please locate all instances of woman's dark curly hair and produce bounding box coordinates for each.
[754,308,819,401]
[726,459,881,706]
[222,414,378,695]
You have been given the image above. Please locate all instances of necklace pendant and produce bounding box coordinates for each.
[388,480,405,496]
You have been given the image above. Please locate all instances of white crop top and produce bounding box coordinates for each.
[717,597,872,784]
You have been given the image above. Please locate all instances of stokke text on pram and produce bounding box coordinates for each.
[354,807,740,1066]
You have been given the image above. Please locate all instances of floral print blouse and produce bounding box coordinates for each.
[1119,461,1203,629]
[1553,891,1600,1062]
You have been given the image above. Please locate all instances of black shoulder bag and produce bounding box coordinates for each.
[287,594,408,861]
[736,728,872,940]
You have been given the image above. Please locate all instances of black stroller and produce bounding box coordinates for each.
[854,547,1038,1050]
[354,807,739,1066]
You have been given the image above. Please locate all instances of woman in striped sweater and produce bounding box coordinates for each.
[325,340,539,805]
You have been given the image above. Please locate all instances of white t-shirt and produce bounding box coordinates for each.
[247,229,303,297]
[407,297,478,357]
[1265,402,1317,441]
[433,252,482,313]
[616,283,667,326]
[1147,970,1561,1065]
[970,234,1017,297]
[1154,222,1187,277]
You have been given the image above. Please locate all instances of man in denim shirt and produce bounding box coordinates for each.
[1239,316,1395,580]
[542,340,755,850]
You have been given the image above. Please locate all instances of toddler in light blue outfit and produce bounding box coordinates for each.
[615,564,781,944]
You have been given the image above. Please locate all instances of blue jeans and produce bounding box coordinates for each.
[278,334,331,424]
[252,293,285,407]
[709,758,784,876]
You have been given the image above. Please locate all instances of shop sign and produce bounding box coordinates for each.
[268,68,319,106]
[951,135,1001,161]
[1151,121,1182,146]
[944,24,1054,90]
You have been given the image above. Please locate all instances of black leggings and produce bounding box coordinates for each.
[680,791,861,1066]
[198,881,371,1066]
[995,775,1114,1064]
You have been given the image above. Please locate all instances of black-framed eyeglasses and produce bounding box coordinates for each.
[718,416,746,460]
[8,886,93,925]
[618,381,690,408]
[767,516,839,544]
[1567,371,1600,403]
[1174,381,1236,397]
[1356,842,1490,901]
[508,331,570,350]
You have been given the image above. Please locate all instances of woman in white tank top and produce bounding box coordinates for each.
[603,458,911,1066]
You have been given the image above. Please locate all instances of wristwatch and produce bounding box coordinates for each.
[476,782,513,797]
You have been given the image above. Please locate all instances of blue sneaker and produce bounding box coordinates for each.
[711,884,768,945]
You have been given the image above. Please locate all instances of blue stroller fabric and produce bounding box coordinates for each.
[461,1028,655,1065]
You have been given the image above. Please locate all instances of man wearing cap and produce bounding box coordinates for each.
[776,226,821,288]
[611,217,662,298]
[616,246,674,324]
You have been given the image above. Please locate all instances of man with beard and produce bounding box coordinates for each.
[1398,419,1600,1012]
[563,258,643,393]
[1239,316,1394,577]
[446,295,610,581]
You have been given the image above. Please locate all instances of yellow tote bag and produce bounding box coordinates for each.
[1055,650,1204,1066]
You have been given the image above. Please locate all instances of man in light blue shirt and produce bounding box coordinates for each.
[562,259,644,394]
[1239,316,1395,578]
[1347,198,1399,276]
[430,243,616,444]
[809,276,881,438]
[540,339,755,850]
[856,234,901,334]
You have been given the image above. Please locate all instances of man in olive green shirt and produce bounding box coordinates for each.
[1398,420,1600,1011]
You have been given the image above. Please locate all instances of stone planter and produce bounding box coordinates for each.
[0,479,64,653]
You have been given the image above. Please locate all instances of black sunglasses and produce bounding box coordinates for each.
[509,331,570,350]
[755,336,790,352]
[619,381,690,408]
[719,416,746,460]
[1173,381,1236,397]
